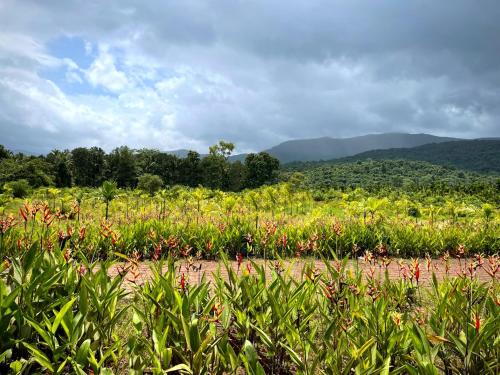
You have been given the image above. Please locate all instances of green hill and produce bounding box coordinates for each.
[264,133,458,163]
[284,159,499,196]
[286,139,500,174]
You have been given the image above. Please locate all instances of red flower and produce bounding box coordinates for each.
[179,273,186,291]
[19,207,28,223]
[236,253,243,267]
[474,312,481,333]
[412,259,420,283]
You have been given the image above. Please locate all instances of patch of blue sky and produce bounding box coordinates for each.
[46,35,94,68]
[40,36,116,96]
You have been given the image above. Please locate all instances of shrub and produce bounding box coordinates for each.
[5,179,30,198]
[137,173,163,196]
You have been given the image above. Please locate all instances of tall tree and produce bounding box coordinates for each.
[71,147,106,187]
[179,151,202,187]
[0,145,11,160]
[244,152,280,188]
[106,146,137,188]
[46,150,72,187]
[201,141,234,190]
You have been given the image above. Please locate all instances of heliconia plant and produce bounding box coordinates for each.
[0,185,498,373]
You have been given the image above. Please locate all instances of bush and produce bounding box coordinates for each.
[5,179,30,198]
[137,173,163,196]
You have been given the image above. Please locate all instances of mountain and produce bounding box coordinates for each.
[332,139,500,174]
[285,139,500,174]
[264,133,459,163]
[166,149,195,158]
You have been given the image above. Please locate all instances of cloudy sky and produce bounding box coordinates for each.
[1,0,499,154]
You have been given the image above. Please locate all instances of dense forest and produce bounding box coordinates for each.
[287,139,500,174]
[285,159,500,200]
[0,142,279,193]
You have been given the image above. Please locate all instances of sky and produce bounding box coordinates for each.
[0,0,499,154]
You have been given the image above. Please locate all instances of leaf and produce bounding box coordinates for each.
[280,342,304,370]
[165,363,192,373]
[75,339,90,365]
[251,324,273,348]
[52,297,77,334]
[22,342,54,372]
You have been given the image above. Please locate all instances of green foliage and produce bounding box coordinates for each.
[106,146,137,188]
[244,152,280,188]
[137,174,163,196]
[286,159,498,201]
[4,179,30,198]
[0,156,53,188]
[334,139,500,174]
[3,247,498,373]
[100,181,118,220]
[71,147,106,187]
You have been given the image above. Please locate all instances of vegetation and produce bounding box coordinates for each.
[285,159,499,201]
[0,138,498,374]
[0,238,498,373]
[0,184,498,260]
[288,139,500,174]
[0,142,280,192]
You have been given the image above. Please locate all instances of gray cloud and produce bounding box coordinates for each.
[0,0,499,154]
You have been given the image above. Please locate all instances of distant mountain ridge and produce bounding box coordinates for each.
[331,139,500,174]
[262,133,459,163]
[167,133,461,163]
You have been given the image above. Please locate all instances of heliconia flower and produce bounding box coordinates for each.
[324,282,337,302]
[179,273,186,291]
[425,254,432,272]
[111,232,118,246]
[77,264,87,275]
[473,312,481,332]
[19,207,28,222]
[179,244,192,257]
[152,242,162,261]
[280,234,287,248]
[332,221,343,236]
[17,238,22,251]
[411,258,420,283]
[377,242,387,257]
[63,249,71,262]
[79,226,86,241]
[236,252,243,267]
[273,261,284,274]
[456,244,466,258]
[392,312,402,327]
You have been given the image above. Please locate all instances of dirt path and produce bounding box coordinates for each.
[108,258,497,290]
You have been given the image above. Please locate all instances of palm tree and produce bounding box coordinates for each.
[100,181,118,220]
[246,191,261,229]
[264,186,278,218]
[73,189,84,222]
[47,187,60,211]
[192,187,206,224]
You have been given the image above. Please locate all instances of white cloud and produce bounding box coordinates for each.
[86,47,129,92]
[0,0,499,154]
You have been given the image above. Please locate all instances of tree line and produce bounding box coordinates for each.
[0,142,280,192]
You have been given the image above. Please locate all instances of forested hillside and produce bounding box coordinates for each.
[285,159,499,199]
[288,139,500,173]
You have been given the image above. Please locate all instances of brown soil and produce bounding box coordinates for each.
[107,258,497,290]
